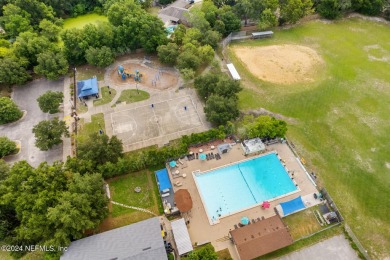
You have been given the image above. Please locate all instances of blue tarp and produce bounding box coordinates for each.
[280,196,305,216]
[155,168,172,192]
[77,78,99,98]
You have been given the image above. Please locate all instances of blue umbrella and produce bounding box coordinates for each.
[199,153,207,160]
[169,161,176,167]
[241,216,250,225]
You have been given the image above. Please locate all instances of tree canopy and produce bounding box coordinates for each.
[0,137,17,158]
[0,97,23,124]
[204,95,240,126]
[240,115,288,139]
[32,118,69,150]
[34,51,69,80]
[37,91,64,114]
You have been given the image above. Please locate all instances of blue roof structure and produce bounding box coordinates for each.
[77,77,99,98]
[155,169,172,192]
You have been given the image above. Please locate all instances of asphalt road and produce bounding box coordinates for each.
[280,235,359,260]
[0,78,64,167]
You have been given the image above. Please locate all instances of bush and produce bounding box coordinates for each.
[37,91,64,114]
[0,137,17,158]
[0,97,23,125]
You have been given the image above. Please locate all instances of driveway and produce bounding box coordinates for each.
[280,235,359,260]
[0,78,64,167]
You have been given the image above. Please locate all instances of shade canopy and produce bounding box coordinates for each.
[199,153,207,160]
[262,201,270,209]
[241,216,250,225]
[169,161,177,167]
[174,189,193,212]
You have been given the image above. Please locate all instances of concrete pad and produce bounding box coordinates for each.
[280,235,359,260]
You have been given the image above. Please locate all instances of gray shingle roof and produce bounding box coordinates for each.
[60,217,167,260]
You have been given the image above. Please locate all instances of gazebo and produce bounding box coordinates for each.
[77,77,99,100]
[174,189,193,213]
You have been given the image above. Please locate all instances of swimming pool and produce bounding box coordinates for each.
[194,153,298,223]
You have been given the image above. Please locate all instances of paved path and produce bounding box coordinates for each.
[1,78,64,167]
[280,235,359,260]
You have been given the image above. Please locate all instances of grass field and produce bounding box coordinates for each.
[229,17,390,258]
[283,207,326,240]
[115,89,150,104]
[63,13,108,31]
[94,86,116,106]
[77,113,105,143]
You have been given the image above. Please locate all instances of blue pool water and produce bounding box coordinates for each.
[194,153,298,221]
[166,25,177,34]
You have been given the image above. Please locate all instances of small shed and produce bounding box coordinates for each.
[77,77,99,99]
[226,63,241,80]
[252,31,274,39]
[241,138,266,155]
[171,218,193,256]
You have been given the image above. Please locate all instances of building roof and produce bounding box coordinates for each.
[171,218,193,256]
[252,31,274,36]
[226,63,241,80]
[174,189,193,212]
[77,77,99,98]
[242,138,266,155]
[60,217,168,260]
[159,7,189,23]
[229,215,293,260]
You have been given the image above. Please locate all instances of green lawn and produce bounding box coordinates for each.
[230,17,390,258]
[94,86,116,106]
[108,171,158,217]
[63,13,108,31]
[77,113,105,143]
[115,89,150,105]
[76,66,105,81]
[283,207,325,240]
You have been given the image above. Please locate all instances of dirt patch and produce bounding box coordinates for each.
[232,44,324,84]
[108,61,179,90]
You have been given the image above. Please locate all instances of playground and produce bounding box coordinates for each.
[108,61,179,90]
[104,95,205,150]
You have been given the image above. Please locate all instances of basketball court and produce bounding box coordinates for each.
[105,95,204,148]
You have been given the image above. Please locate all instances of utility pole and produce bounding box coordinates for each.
[73,67,77,135]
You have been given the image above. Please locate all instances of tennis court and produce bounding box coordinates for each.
[105,95,204,149]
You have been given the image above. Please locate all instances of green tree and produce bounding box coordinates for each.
[0,4,32,38]
[352,0,384,15]
[61,28,86,64]
[34,51,69,80]
[280,0,313,24]
[32,118,69,151]
[186,6,211,33]
[107,0,141,26]
[201,30,221,49]
[258,8,278,30]
[183,28,203,46]
[0,137,17,158]
[215,77,242,98]
[188,243,218,260]
[204,95,240,125]
[243,115,287,138]
[39,19,62,42]
[157,43,180,65]
[180,68,196,81]
[85,46,115,67]
[12,0,56,27]
[37,91,64,114]
[0,56,30,86]
[77,133,123,167]
[213,20,226,36]
[46,172,108,251]
[0,97,23,125]
[201,0,219,27]
[198,45,215,64]
[13,31,55,68]
[220,9,241,35]
[194,73,221,100]
[177,46,202,70]
[172,24,186,45]
[316,0,342,19]
[82,23,114,49]
[234,0,253,26]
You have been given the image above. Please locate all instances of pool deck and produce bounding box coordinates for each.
[167,142,319,259]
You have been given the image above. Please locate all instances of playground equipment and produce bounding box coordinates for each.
[118,65,142,82]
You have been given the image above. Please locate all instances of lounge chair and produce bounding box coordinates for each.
[257,217,261,222]
[234,224,238,229]
[261,216,265,220]
[196,153,198,159]
[252,219,256,224]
